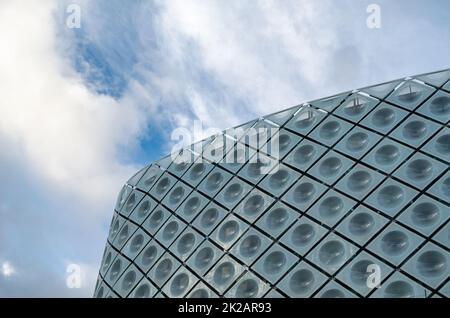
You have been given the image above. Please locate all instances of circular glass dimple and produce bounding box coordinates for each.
[321,289,346,298]
[117,187,126,207]
[111,219,120,237]
[109,259,122,281]
[350,260,372,286]
[243,194,265,216]
[169,186,185,205]
[96,286,104,298]
[240,235,261,258]
[277,134,291,152]
[319,196,344,219]
[137,200,151,219]
[412,202,440,227]
[149,209,163,229]
[125,193,136,212]
[189,289,209,298]
[269,169,290,189]
[318,240,346,266]
[205,172,223,191]
[170,273,190,297]
[213,262,235,285]
[293,182,316,203]
[156,177,170,194]
[122,270,137,291]
[349,212,374,236]
[174,161,189,172]
[224,183,243,202]
[135,284,150,298]
[398,86,422,103]
[201,208,219,228]
[416,250,447,278]
[235,279,259,298]
[347,171,372,192]
[344,98,366,116]
[295,111,316,129]
[441,177,450,197]
[294,144,316,164]
[195,247,214,269]
[263,251,287,275]
[247,159,268,179]
[117,225,129,245]
[377,185,404,208]
[403,121,427,140]
[435,134,450,155]
[292,223,315,246]
[384,281,415,298]
[210,148,220,158]
[289,269,315,294]
[372,108,396,127]
[141,245,157,266]
[320,121,341,139]
[429,96,450,115]
[162,221,179,241]
[218,220,240,243]
[406,159,433,181]
[103,252,112,270]
[144,174,157,186]
[130,234,144,253]
[155,258,173,281]
[319,157,342,177]
[190,163,205,180]
[177,233,196,255]
[375,145,399,166]
[381,230,409,256]
[266,208,288,229]
[183,197,200,216]
[346,132,369,152]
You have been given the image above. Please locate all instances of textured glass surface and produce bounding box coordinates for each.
[94,70,450,298]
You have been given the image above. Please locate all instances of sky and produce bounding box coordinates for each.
[0,0,449,297]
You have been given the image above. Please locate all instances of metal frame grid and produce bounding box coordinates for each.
[95,69,450,298]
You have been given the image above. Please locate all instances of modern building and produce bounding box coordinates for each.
[94,69,450,298]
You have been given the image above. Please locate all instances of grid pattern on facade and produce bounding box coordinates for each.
[94,69,450,298]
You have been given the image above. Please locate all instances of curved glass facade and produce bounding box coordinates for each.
[94,69,450,298]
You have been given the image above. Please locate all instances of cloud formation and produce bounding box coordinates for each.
[0,0,145,296]
[0,0,449,296]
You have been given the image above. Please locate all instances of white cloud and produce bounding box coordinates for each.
[155,0,342,129]
[0,0,448,297]
[1,0,343,296]
[0,1,145,206]
[0,0,148,296]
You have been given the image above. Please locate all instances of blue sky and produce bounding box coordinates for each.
[0,0,449,297]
